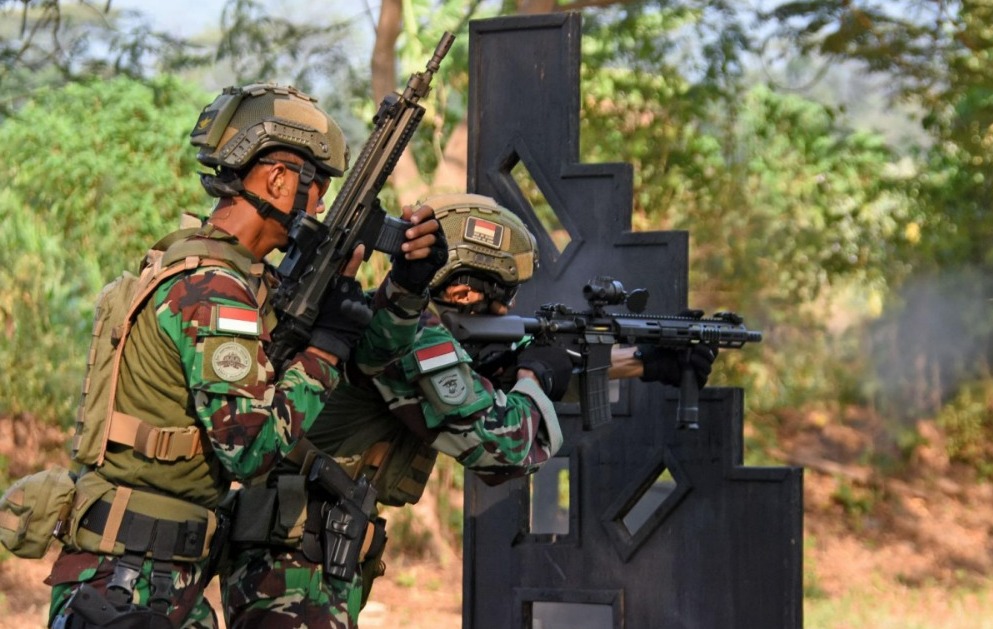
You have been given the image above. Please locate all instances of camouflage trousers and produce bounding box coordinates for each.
[221,546,362,628]
[46,549,217,628]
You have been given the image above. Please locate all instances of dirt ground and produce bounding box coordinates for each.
[1,407,992,628]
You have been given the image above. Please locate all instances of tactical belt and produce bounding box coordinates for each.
[79,499,209,560]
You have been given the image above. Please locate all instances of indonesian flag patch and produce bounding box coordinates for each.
[214,305,260,336]
[415,341,460,373]
[464,216,504,249]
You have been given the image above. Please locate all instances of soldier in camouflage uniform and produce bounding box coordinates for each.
[46,83,445,629]
[221,193,718,628]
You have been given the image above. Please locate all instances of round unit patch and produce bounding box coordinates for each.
[211,341,253,382]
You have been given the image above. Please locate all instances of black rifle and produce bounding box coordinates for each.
[442,276,763,430]
[268,32,456,370]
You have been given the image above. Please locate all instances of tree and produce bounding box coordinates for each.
[0,75,207,421]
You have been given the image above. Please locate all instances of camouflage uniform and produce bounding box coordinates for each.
[48,224,426,628]
[44,226,318,626]
[221,196,563,628]
[47,82,387,628]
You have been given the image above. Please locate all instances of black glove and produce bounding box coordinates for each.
[389,220,448,294]
[638,344,718,388]
[308,277,372,363]
[516,346,574,402]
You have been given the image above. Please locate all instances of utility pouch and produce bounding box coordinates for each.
[229,475,308,546]
[0,466,76,558]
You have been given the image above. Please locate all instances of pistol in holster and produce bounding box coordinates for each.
[306,455,387,585]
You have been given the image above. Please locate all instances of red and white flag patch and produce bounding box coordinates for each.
[215,305,260,335]
[415,341,459,372]
[464,216,504,248]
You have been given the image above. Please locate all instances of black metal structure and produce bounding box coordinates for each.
[463,12,803,629]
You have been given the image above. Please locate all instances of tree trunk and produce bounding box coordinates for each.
[372,0,430,204]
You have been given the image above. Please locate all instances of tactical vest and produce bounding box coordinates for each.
[72,224,270,509]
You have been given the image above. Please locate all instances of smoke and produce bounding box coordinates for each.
[869,267,993,421]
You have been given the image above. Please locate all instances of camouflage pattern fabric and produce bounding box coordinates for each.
[221,306,563,626]
[221,277,427,628]
[47,550,217,628]
[223,547,360,629]
[49,228,421,628]
[372,308,563,481]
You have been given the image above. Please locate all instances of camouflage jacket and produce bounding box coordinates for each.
[101,225,427,508]
[307,306,564,494]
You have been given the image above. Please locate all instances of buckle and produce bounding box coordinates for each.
[154,427,200,462]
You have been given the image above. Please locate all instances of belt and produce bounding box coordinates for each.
[80,499,209,560]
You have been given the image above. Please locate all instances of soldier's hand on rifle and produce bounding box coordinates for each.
[516,346,575,402]
[637,344,718,388]
[308,245,370,365]
[389,204,448,294]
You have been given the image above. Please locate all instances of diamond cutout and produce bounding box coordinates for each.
[511,160,572,256]
[601,447,691,562]
[621,468,678,535]
[486,142,583,275]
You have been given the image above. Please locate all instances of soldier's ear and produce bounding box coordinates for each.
[444,284,476,304]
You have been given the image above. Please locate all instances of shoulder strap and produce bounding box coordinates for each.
[95,229,265,465]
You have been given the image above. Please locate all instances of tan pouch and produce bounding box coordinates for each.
[0,467,76,559]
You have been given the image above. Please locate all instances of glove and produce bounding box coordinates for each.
[308,277,372,363]
[638,344,718,388]
[516,346,574,402]
[389,220,448,294]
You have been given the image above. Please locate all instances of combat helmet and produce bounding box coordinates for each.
[189,83,348,229]
[190,83,348,178]
[426,193,539,306]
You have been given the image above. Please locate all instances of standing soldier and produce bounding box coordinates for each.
[46,83,445,628]
[221,193,718,627]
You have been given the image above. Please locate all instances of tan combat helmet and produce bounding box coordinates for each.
[190,83,348,177]
[426,193,539,300]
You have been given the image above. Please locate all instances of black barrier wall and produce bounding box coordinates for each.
[462,12,803,629]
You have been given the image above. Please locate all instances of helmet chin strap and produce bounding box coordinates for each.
[201,159,317,231]
[250,158,317,230]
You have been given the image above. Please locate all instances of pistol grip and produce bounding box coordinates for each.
[375,214,413,256]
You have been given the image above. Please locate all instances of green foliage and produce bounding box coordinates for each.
[831,478,877,522]
[431,456,464,548]
[384,505,434,560]
[803,535,827,599]
[0,75,208,421]
[935,380,993,479]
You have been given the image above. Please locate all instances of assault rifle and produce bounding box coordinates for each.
[442,277,763,430]
[268,32,456,370]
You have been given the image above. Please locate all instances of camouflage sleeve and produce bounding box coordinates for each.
[155,267,339,480]
[351,276,429,376]
[372,326,563,479]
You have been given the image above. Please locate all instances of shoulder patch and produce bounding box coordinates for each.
[213,304,260,336]
[203,337,260,385]
[211,341,253,382]
[415,341,460,373]
[428,367,469,406]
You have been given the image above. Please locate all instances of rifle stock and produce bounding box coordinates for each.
[267,32,456,370]
[443,277,763,430]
